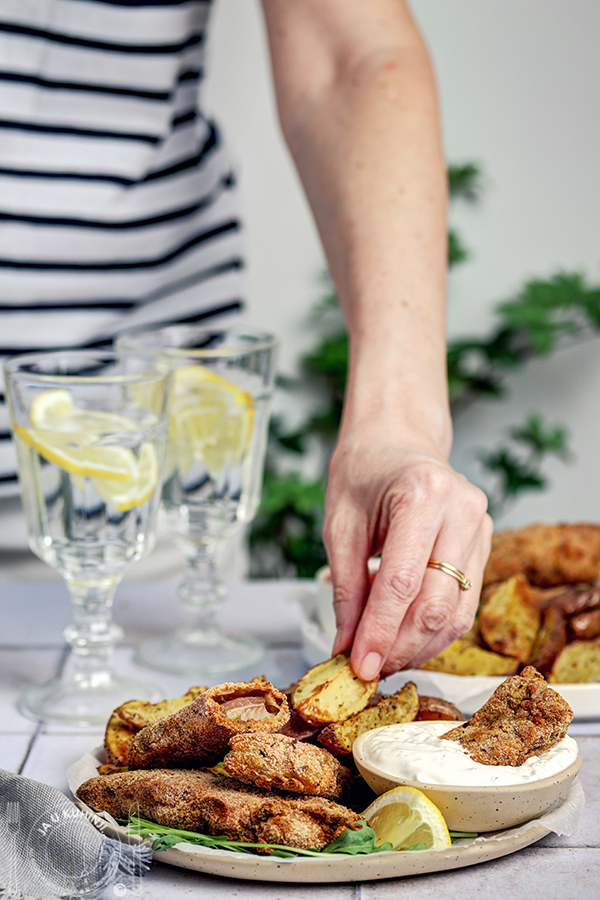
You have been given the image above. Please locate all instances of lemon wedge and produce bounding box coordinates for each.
[168,364,253,478]
[92,442,160,512]
[362,785,451,851]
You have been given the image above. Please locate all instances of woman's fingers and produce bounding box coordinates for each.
[324,447,492,681]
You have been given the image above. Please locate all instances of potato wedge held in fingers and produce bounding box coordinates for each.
[116,686,207,729]
[318,682,419,756]
[292,653,379,725]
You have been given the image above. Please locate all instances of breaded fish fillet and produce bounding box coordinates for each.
[222,733,353,799]
[127,681,290,769]
[77,768,360,852]
[442,666,573,766]
[483,522,600,587]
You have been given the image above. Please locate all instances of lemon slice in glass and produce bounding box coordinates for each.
[169,365,254,478]
[92,442,160,512]
[14,425,139,482]
[29,388,75,425]
[362,785,452,851]
[30,388,140,438]
[14,389,160,510]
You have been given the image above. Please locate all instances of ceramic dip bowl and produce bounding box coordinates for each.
[353,721,581,832]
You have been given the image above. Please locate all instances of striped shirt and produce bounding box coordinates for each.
[0,0,245,499]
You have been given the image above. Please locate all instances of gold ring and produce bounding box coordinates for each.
[427,559,472,591]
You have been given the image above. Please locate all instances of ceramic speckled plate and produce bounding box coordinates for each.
[67,748,583,884]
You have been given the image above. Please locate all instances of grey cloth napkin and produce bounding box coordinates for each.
[0,769,152,900]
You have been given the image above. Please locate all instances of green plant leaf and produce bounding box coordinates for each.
[124,817,390,858]
[508,414,571,459]
[480,448,546,498]
[448,162,483,201]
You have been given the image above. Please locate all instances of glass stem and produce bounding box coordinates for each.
[62,577,123,685]
[177,542,226,635]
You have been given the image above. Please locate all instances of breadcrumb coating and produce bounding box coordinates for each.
[223,733,353,799]
[442,666,573,766]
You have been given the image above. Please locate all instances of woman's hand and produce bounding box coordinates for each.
[324,429,493,682]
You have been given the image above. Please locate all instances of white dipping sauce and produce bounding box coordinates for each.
[360,721,578,787]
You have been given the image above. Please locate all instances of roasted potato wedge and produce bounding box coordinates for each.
[420,637,520,677]
[292,653,379,725]
[97,764,127,776]
[116,686,207,729]
[569,608,600,641]
[318,682,419,756]
[552,584,600,617]
[529,604,567,676]
[416,695,465,721]
[104,711,139,767]
[549,638,600,683]
[479,574,540,664]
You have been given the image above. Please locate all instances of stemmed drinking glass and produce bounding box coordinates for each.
[3,350,169,726]
[117,326,278,676]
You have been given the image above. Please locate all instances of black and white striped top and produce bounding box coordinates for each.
[0,0,245,498]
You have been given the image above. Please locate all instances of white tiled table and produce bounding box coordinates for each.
[2,577,600,899]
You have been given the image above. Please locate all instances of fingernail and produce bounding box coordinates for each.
[332,627,345,655]
[358,651,382,681]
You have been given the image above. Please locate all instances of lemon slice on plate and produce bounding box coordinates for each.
[92,442,159,512]
[168,364,253,478]
[362,785,451,851]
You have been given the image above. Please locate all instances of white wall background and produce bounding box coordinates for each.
[203,0,600,530]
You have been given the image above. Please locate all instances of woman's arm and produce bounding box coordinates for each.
[260,0,492,680]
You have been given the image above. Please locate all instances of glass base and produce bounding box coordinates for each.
[19,671,164,728]
[134,628,267,677]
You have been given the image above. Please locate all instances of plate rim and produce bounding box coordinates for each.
[68,747,558,883]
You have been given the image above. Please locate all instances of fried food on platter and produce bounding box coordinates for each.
[104,711,139,767]
[77,768,360,852]
[318,682,419,757]
[479,574,541,664]
[127,681,290,769]
[442,666,573,766]
[420,637,520,677]
[548,638,600,683]
[292,653,379,725]
[105,688,209,765]
[483,522,600,588]
[117,687,207,730]
[222,733,352,799]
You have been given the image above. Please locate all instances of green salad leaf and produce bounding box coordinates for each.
[124,816,392,858]
[449,831,478,843]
